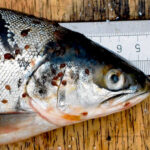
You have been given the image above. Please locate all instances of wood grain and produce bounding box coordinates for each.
[0,0,150,150]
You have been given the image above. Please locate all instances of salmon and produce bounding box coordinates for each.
[0,9,149,144]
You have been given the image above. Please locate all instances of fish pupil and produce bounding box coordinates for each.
[110,74,119,83]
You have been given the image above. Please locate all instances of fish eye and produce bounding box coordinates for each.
[105,69,125,90]
[110,74,119,83]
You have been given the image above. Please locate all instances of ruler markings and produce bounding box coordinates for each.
[61,21,150,75]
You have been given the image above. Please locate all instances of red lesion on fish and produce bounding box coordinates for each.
[62,80,67,86]
[85,68,90,75]
[4,53,14,60]
[57,72,64,78]
[21,29,31,37]
[25,45,30,50]
[52,76,59,80]
[51,80,58,86]
[5,85,11,91]
[81,112,88,116]
[60,63,66,69]
[62,114,81,121]
[22,93,28,98]
[124,102,131,108]
[1,99,8,104]
[15,49,21,55]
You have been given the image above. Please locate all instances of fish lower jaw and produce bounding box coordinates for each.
[86,92,150,120]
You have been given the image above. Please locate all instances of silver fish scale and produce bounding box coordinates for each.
[0,9,58,113]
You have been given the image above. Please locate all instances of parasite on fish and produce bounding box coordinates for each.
[0,8,149,144]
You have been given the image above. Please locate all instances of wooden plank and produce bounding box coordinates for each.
[0,0,150,150]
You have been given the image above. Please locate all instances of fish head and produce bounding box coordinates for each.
[26,28,150,126]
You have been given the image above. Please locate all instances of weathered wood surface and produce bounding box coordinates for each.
[0,0,150,150]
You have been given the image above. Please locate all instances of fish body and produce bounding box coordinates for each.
[0,9,149,144]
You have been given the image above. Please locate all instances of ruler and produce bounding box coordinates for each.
[60,21,150,75]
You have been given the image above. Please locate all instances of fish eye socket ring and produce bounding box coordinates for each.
[105,69,125,90]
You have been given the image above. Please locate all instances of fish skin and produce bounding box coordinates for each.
[0,8,149,144]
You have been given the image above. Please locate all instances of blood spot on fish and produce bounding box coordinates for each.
[22,93,28,98]
[5,85,11,90]
[25,45,30,50]
[53,76,59,80]
[85,69,89,75]
[4,53,14,60]
[62,80,67,86]
[15,49,21,55]
[1,99,8,104]
[57,72,64,78]
[81,112,88,116]
[60,63,66,69]
[21,29,31,37]
[124,102,131,107]
[62,114,81,121]
[51,80,58,86]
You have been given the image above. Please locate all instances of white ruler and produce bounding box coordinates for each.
[60,21,150,75]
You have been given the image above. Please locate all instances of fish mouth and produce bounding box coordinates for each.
[99,90,149,110]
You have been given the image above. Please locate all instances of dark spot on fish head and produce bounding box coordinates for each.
[62,80,67,86]
[25,45,30,50]
[85,69,90,75]
[4,53,14,60]
[81,112,88,116]
[18,78,23,88]
[38,89,46,95]
[51,80,58,86]
[22,93,28,98]
[60,63,66,69]
[1,99,8,104]
[51,68,56,75]
[5,85,11,90]
[21,29,31,37]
